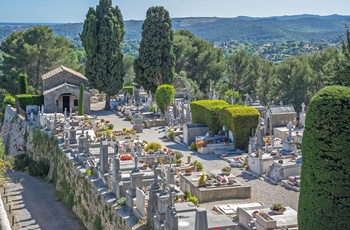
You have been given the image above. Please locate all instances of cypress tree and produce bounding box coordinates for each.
[80,0,125,110]
[298,86,350,229]
[18,73,28,94]
[78,83,84,116]
[134,6,175,93]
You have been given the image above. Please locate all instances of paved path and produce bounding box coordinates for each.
[90,102,300,212]
[4,171,84,230]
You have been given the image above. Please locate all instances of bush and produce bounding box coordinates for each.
[190,100,230,133]
[195,161,203,171]
[16,94,44,110]
[149,106,155,112]
[189,143,197,151]
[190,195,198,205]
[28,159,50,178]
[117,197,126,206]
[85,168,93,176]
[3,94,16,109]
[220,106,259,150]
[175,151,183,160]
[18,73,28,94]
[155,84,175,114]
[107,124,114,130]
[144,142,162,152]
[166,129,174,140]
[123,86,134,96]
[14,154,31,171]
[298,86,350,230]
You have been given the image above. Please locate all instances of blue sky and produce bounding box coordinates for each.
[0,0,349,23]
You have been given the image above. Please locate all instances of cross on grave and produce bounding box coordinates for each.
[161,178,167,194]
[169,191,175,207]
[80,126,85,137]
[287,122,293,141]
[134,156,139,172]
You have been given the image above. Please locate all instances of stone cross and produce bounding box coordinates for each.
[80,126,85,137]
[134,156,139,172]
[154,162,159,185]
[162,178,167,194]
[169,191,175,207]
[301,103,306,114]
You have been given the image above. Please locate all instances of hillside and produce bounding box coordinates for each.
[1,14,349,45]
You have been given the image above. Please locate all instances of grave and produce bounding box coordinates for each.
[183,123,209,146]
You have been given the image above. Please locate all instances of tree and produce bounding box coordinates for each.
[154,84,175,115]
[298,86,350,229]
[173,30,226,95]
[78,83,84,116]
[80,0,125,110]
[134,6,175,93]
[0,26,77,94]
[18,73,28,95]
[123,55,135,86]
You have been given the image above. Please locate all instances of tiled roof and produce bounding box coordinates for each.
[41,65,87,81]
[43,83,79,95]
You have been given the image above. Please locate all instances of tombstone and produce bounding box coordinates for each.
[154,178,170,230]
[136,142,142,155]
[167,167,175,185]
[165,191,178,230]
[195,208,209,230]
[30,112,34,121]
[85,138,90,157]
[69,126,77,144]
[126,159,144,210]
[78,127,86,153]
[248,144,252,154]
[99,140,109,174]
[134,188,146,219]
[276,148,281,157]
[265,142,269,153]
[147,163,162,228]
[112,155,121,197]
[132,114,143,133]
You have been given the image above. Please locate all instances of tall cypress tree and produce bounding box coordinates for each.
[298,86,350,229]
[134,6,175,93]
[78,83,84,116]
[18,73,28,95]
[80,0,125,109]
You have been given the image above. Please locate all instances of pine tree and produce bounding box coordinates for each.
[80,0,125,110]
[134,6,175,93]
[18,73,28,95]
[78,83,84,116]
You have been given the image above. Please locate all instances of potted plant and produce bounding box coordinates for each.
[221,166,231,175]
[176,159,182,166]
[185,168,192,175]
[270,203,286,214]
[198,173,205,187]
[195,161,203,171]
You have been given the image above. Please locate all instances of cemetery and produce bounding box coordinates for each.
[2,76,305,229]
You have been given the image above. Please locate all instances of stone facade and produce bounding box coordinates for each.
[264,106,297,135]
[41,65,90,114]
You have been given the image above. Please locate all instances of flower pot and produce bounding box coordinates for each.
[270,207,286,215]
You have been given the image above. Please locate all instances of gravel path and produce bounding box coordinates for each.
[90,102,300,213]
[4,171,84,230]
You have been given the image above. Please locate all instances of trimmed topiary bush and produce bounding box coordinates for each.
[298,86,350,230]
[122,86,134,96]
[78,83,84,116]
[190,100,230,133]
[220,106,259,150]
[18,73,29,95]
[16,94,44,110]
[155,84,175,114]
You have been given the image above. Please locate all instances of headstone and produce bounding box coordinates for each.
[154,178,170,230]
[167,167,175,185]
[147,163,161,228]
[165,191,178,230]
[195,208,208,230]
[136,142,142,155]
[132,114,143,133]
[69,126,77,144]
[99,140,109,174]
[135,188,146,218]
[78,129,86,153]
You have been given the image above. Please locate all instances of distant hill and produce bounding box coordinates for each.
[1,14,349,45]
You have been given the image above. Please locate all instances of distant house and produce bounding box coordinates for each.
[41,65,90,114]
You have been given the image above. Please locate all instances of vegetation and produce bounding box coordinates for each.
[18,73,28,95]
[28,159,50,178]
[16,94,44,111]
[154,84,175,114]
[116,197,126,206]
[143,142,162,152]
[78,83,84,116]
[0,138,12,185]
[14,154,31,171]
[134,6,175,92]
[190,100,229,133]
[80,0,125,109]
[122,86,134,96]
[298,86,350,230]
[0,25,77,94]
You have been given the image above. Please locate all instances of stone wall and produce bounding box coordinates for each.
[3,106,138,230]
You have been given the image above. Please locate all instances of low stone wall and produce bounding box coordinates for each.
[145,119,166,128]
[3,106,138,230]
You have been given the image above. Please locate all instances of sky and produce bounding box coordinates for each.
[0,0,349,23]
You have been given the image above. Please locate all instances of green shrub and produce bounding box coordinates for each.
[166,129,174,140]
[14,154,31,171]
[144,142,162,152]
[199,173,205,184]
[189,143,197,151]
[16,94,43,110]
[117,197,126,206]
[184,190,191,200]
[123,86,134,96]
[149,106,155,112]
[107,124,114,130]
[78,83,84,116]
[85,168,93,176]
[155,84,175,114]
[175,151,183,160]
[190,100,230,133]
[18,73,28,94]
[3,94,16,109]
[195,161,203,171]
[298,86,350,230]
[28,159,50,178]
[220,106,259,150]
[190,195,198,205]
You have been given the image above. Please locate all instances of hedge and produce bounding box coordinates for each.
[16,94,44,110]
[18,73,28,95]
[298,86,350,229]
[122,86,134,96]
[190,100,230,133]
[220,106,259,150]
